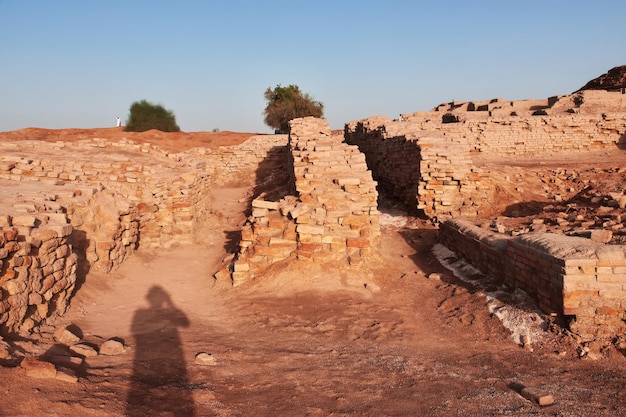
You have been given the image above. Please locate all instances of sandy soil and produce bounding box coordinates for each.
[0,128,625,416]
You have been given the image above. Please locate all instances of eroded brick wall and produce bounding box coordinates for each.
[0,134,289,333]
[345,118,494,219]
[0,220,77,335]
[345,110,626,219]
[402,115,626,156]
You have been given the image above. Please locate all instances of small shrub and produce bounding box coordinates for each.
[125,100,181,132]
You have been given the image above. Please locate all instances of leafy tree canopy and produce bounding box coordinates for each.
[263,84,324,133]
[125,100,181,132]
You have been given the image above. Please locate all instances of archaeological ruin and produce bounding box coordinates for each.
[1,88,625,347]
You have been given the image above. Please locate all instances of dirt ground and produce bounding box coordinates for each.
[0,128,625,416]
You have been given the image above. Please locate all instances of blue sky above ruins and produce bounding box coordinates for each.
[0,0,624,132]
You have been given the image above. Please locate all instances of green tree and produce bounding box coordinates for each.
[263,84,324,133]
[125,100,181,132]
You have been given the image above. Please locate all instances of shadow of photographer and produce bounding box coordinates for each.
[125,285,196,417]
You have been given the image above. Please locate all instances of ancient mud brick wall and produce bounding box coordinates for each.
[0,181,140,274]
[0,217,77,335]
[0,135,290,270]
[0,134,288,333]
[229,117,380,285]
[344,118,494,219]
[440,219,626,341]
[345,112,626,218]
[401,114,626,156]
[1,139,220,248]
[438,218,510,279]
[0,136,289,249]
[192,135,289,186]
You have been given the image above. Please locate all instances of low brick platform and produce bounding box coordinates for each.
[440,219,626,341]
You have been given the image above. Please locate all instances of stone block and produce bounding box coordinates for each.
[346,238,370,248]
[233,262,250,272]
[99,339,124,355]
[11,215,36,227]
[214,268,231,282]
[252,208,269,218]
[54,326,81,345]
[269,238,297,249]
[520,387,555,406]
[21,357,57,379]
[69,343,98,357]
[296,224,324,235]
[252,199,279,210]
[232,272,248,287]
[48,224,73,237]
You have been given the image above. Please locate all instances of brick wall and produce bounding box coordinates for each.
[0,134,289,333]
[402,115,626,156]
[228,117,380,285]
[440,219,626,340]
[345,112,626,219]
[345,119,494,219]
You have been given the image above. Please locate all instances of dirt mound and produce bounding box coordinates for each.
[577,65,626,91]
[0,127,263,152]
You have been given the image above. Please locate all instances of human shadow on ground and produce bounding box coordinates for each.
[125,286,196,417]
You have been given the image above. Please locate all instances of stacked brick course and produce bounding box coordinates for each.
[440,219,626,340]
[229,117,380,286]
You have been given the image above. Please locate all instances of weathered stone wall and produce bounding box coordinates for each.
[228,117,380,285]
[440,219,626,341]
[0,135,288,246]
[0,218,77,335]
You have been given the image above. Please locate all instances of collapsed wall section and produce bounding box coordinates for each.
[228,117,380,285]
[0,217,77,335]
[440,219,626,341]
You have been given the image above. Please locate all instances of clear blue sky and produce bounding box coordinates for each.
[1,1,624,133]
